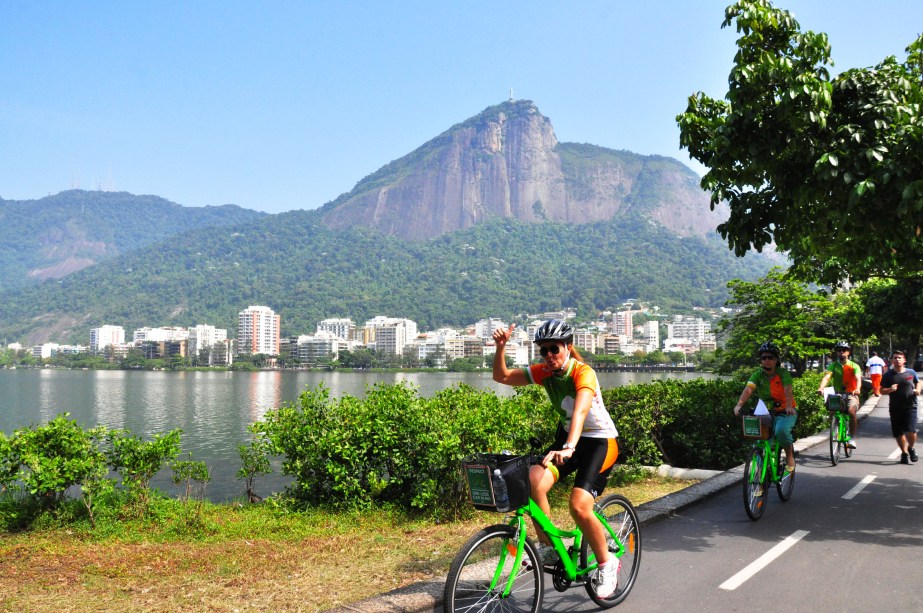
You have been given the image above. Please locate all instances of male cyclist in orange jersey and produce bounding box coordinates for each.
[818,340,862,448]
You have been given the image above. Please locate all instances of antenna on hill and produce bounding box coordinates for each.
[509,88,514,102]
[69,158,81,190]
[101,163,116,192]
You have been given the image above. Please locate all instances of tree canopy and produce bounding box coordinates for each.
[678,0,923,285]
[717,268,851,375]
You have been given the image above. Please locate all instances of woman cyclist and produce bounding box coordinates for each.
[733,341,797,472]
[491,319,619,599]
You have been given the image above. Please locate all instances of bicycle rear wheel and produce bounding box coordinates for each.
[776,446,795,501]
[743,446,768,520]
[829,413,841,465]
[443,524,543,613]
[581,494,642,608]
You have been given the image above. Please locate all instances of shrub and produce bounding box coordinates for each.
[107,428,183,509]
[254,382,556,519]
[237,430,273,503]
[12,414,111,514]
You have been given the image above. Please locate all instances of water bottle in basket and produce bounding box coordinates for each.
[492,468,510,512]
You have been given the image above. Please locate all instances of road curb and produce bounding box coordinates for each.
[326,394,880,612]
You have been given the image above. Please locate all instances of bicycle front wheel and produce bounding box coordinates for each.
[743,446,767,520]
[443,524,543,613]
[581,494,642,608]
[776,446,795,501]
[829,413,841,465]
[843,415,853,458]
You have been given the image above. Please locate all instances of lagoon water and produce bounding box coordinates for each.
[0,368,716,502]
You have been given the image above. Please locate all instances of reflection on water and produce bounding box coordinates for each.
[246,371,283,422]
[0,368,717,502]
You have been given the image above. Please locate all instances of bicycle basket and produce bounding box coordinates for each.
[742,414,773,440]
[825,394,849,412]
[462,453,531,512]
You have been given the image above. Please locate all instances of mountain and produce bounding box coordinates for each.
[0,213,774,345]
[0,101,780,345]
[0,190,265,292]
[317,100,727,240]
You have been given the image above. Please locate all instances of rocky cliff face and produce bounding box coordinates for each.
[318,100,726,240]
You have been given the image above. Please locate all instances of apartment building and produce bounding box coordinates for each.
[666,316,710,344]
[375,324,407,356]
[132,326,189,344]
[237,305,281,356]
[188,324,228,358]
[293,330,346,363]
[474,318,506,339]
[612,311,633,336]
[363,316,418,355]
[445,336,485,360]
[574,329,598,353]
[317,318,355,340]
[641,321,660,352]
[90,325,125,353]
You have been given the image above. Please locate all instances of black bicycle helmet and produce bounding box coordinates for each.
[758,341,780,358]
[533,319,574,344]
[834,340,852,352]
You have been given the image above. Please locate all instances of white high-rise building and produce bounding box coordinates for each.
[188,324,228,363]
[295,330,345,363]
[474,318,506,339]
[641,321,659,348]
[132,326,189,344]
[363,316,418,354]
[667,316,709,344]
[317,318,355,340]
[375,324,407,356]
[90,325,125,353]
[237,306,281,356]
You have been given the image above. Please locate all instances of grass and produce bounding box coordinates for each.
[0,473,695,612]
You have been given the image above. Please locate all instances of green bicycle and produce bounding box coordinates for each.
[444,450,642,612]
[741,412,795,521]
[826,393,854,466]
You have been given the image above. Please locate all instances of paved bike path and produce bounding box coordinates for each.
[327,394,880,613]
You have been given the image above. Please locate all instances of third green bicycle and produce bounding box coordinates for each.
[826,392,854,465]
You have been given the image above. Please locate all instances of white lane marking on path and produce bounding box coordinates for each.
[888,449,901,460]
[719,530,809,591]
[842,475,876,500]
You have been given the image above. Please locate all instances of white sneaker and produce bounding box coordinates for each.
[594,560,620,599]
[847,438,857,449]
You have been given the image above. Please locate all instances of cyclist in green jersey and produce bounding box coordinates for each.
[733,341,797,472]
[817,340,862,448]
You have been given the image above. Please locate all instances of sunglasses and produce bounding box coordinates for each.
[759,355,776,361]
[539,344,563,357]
[836,349,849,353]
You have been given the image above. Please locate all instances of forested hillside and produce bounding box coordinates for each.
[0,190,265,292]
[0,210,777,344]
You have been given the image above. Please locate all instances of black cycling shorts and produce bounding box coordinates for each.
[548,426,619,498]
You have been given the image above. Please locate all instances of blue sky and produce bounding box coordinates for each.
[2,1,921,214]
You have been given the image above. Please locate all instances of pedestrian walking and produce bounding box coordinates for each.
[866,351,886,396]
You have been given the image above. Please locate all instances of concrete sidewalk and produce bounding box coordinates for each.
[327,394,880,613]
